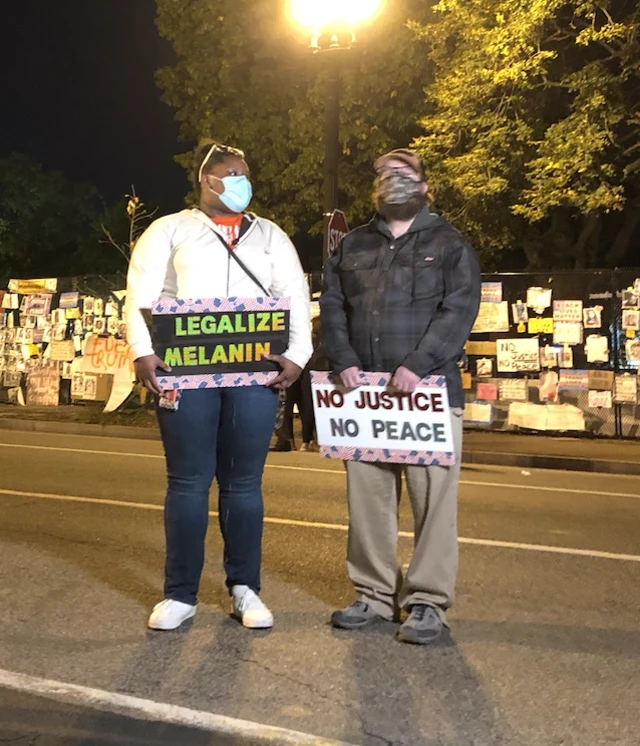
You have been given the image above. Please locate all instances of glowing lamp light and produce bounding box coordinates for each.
[288,0,383,30]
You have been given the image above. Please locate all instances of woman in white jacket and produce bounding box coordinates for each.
[126,143,312,631]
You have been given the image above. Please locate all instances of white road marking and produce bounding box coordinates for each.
[2,487,640,564]
[0,668,358,746]
[0,441,165,459]
[458,479,640,500]
[1,440,639,498]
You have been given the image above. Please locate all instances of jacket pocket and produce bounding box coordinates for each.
[339,250,378,300]
[411,248,442,301]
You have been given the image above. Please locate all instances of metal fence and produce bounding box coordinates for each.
[309,267,640,440]
[462,269,639,439]
[2,269,639,439]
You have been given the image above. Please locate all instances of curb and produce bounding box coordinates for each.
[461,448,640,476]
[2,418,639,475]
[0,418,160,441]
[0,669,358,746]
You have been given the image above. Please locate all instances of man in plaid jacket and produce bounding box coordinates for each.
[320,149,481,644]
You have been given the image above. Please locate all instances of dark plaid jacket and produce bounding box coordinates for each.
[320,208,481,408]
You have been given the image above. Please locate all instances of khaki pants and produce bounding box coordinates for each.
[344,408,463,622]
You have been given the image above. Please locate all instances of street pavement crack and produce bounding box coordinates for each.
[235,651,396,746]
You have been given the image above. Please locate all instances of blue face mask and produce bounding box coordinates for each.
[210,175,253,213]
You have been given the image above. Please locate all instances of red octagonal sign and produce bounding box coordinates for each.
[328,210,349,256]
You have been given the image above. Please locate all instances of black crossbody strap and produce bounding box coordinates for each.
[211,230,271,297]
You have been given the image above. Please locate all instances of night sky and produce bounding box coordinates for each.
[1,1,187,212]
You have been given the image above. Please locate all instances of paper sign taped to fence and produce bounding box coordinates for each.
[153,297,290,389]
[588,390,612,409]
[48,339,76,362]
[625,338,640,362]
[588,369,614,390]
[471,301,509,334]
[614,375,637,404]
[26,366,60,407]
[528,317,554,335]
[81,334,133,376]
[526,287,552,314]
[508,402,585,431]
[496,338,540,373]
[23,294,52,317]
[553,300,583,323]
[476,358,493,377]
[583,306,602,328]
[465,341,497,356]
[463,402,493,424]
[622,310,640,330]
[476,383,498,401]
[8,278,58,294]
[498,378,528,401]
[310,371,454,466]
[554,322,583,346]
[481,282,502,303]
[585,335,609,363]
[558,370,589,391]
[59,292,80,309]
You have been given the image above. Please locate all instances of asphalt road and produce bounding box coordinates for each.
[0,430,639,746]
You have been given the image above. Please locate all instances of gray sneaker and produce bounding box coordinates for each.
[331,599,388,630]
[396,604,444,645]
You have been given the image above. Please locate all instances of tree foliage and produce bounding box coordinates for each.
[411,0,640,268]
[155,0,435,241]
[0,154,102,279]
[0,154,153,281]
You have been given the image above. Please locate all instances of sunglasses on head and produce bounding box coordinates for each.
[198,143,245,182]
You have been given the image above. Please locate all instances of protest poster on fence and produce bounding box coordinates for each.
[80,334,135,412]
[310,371,455,466]
[26,366,60,406]
[152,297,290,389]
[496,338,540,372]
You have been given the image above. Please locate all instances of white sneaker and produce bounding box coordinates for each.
[148,599,196,630]
[231,585,273,629]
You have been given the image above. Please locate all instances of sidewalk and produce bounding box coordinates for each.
[1,406,639,475]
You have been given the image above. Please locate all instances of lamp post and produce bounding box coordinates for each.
[288,1,382,262]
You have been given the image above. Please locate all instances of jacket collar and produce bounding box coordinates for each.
[372,206,440,238]
[188,208,258,242]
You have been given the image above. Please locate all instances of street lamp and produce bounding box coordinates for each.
[288,0,383,262]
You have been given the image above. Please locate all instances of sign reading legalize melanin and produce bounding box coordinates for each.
[152,297,290,387]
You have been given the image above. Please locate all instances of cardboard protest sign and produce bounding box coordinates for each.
[81,334,135,411]
[153,297,290,389]
[496,338,540,372]
[81,334,132,376]
[463,401,493,425]
[471,301,509,334]
[26,366,60,406]
[311,371,455,466]
[481,282,502,303]
[8,278,57,294]
[23,294,52,317]
[498,378,528,401]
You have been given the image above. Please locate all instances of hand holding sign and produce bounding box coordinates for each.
[391,366,421,393]
[263,354,302,390]
[339,366,365,389]
[134,353,172,395]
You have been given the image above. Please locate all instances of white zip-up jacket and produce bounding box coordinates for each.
[125,208,313,369]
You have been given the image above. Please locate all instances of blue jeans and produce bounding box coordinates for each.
[156,386,279,605]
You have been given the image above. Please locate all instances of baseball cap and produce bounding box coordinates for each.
[374,148,425,178]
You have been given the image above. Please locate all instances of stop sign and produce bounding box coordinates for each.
[327,210,349,256]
